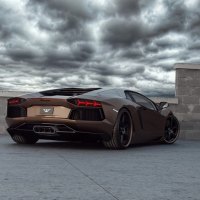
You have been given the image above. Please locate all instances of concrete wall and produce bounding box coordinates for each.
[174,63,200,139]
[0,91,28,134]
[0,97,8,133]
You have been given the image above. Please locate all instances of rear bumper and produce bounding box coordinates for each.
[7,127,110,141]
[6,117,113,141]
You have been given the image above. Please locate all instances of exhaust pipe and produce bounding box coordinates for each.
[33,125,56,134]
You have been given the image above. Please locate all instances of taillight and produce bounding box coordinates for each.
[68,98,102,107]
[8,97,26,105]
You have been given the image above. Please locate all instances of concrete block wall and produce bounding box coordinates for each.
[0,97,8,133]
[175,63,200,140]
[0,91,27,134]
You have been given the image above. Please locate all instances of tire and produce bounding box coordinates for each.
[103,108,133,149]
[162,115,179,144]
[12,134,39,144]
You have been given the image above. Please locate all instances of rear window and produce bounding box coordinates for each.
[98,89,125,98]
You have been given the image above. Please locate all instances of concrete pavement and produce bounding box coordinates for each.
[0,134,200,200]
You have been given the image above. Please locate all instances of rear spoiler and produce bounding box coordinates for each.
[40,88,101,96]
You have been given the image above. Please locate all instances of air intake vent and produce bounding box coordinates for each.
[7,106,26,118]
[69,108,104,121]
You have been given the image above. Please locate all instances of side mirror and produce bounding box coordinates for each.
[159,102,169,110]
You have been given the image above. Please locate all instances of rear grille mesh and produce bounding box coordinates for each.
[69,108,104,121]
[7,106,26,118]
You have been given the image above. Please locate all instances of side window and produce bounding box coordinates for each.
[127,92,156,110]
[126,93,132,101]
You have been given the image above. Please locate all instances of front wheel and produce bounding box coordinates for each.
[11,134,39,144]
[163,115,179,144]
[103,108,133,149]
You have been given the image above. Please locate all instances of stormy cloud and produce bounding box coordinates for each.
[0,0,200,96]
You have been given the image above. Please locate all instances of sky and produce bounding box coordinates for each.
[0,0,200,96]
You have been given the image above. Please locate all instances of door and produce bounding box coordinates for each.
[126,91,165,140]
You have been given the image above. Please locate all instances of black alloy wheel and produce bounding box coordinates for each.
[163,115,179,144]
[103,108,133,149]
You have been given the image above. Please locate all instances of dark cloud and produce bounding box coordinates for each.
[115,0,141,16]
[7,47,39,62]
[100,0,190,48]
[156,1,187,33]
[0,0,200,96]
[0,5,27,41]
[27,0,96,23]
[87,63,145,77]
[101,18,148,47]
[113,42,145,59]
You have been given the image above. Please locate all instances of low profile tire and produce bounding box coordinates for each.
[103,108,133,150]
[163,115,179,144]
[12,134,39,144]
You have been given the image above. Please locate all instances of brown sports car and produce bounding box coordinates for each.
[6,88,179,149]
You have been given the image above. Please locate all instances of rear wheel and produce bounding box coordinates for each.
[103,108,133,149]
[163,115,179,144]
[11,134,39,144]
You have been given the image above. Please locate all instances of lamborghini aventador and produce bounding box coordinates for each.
[6,88,179,149]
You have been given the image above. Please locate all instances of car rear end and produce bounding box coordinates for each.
[6,92,115,142]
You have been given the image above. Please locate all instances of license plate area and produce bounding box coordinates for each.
[27,106,71,118]
[40,107,54,115]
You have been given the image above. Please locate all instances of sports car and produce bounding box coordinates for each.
[6,88,179,149]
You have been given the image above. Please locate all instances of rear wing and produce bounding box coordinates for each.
[39,88,101,96]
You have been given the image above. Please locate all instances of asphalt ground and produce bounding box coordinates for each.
[0,134,200,200]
